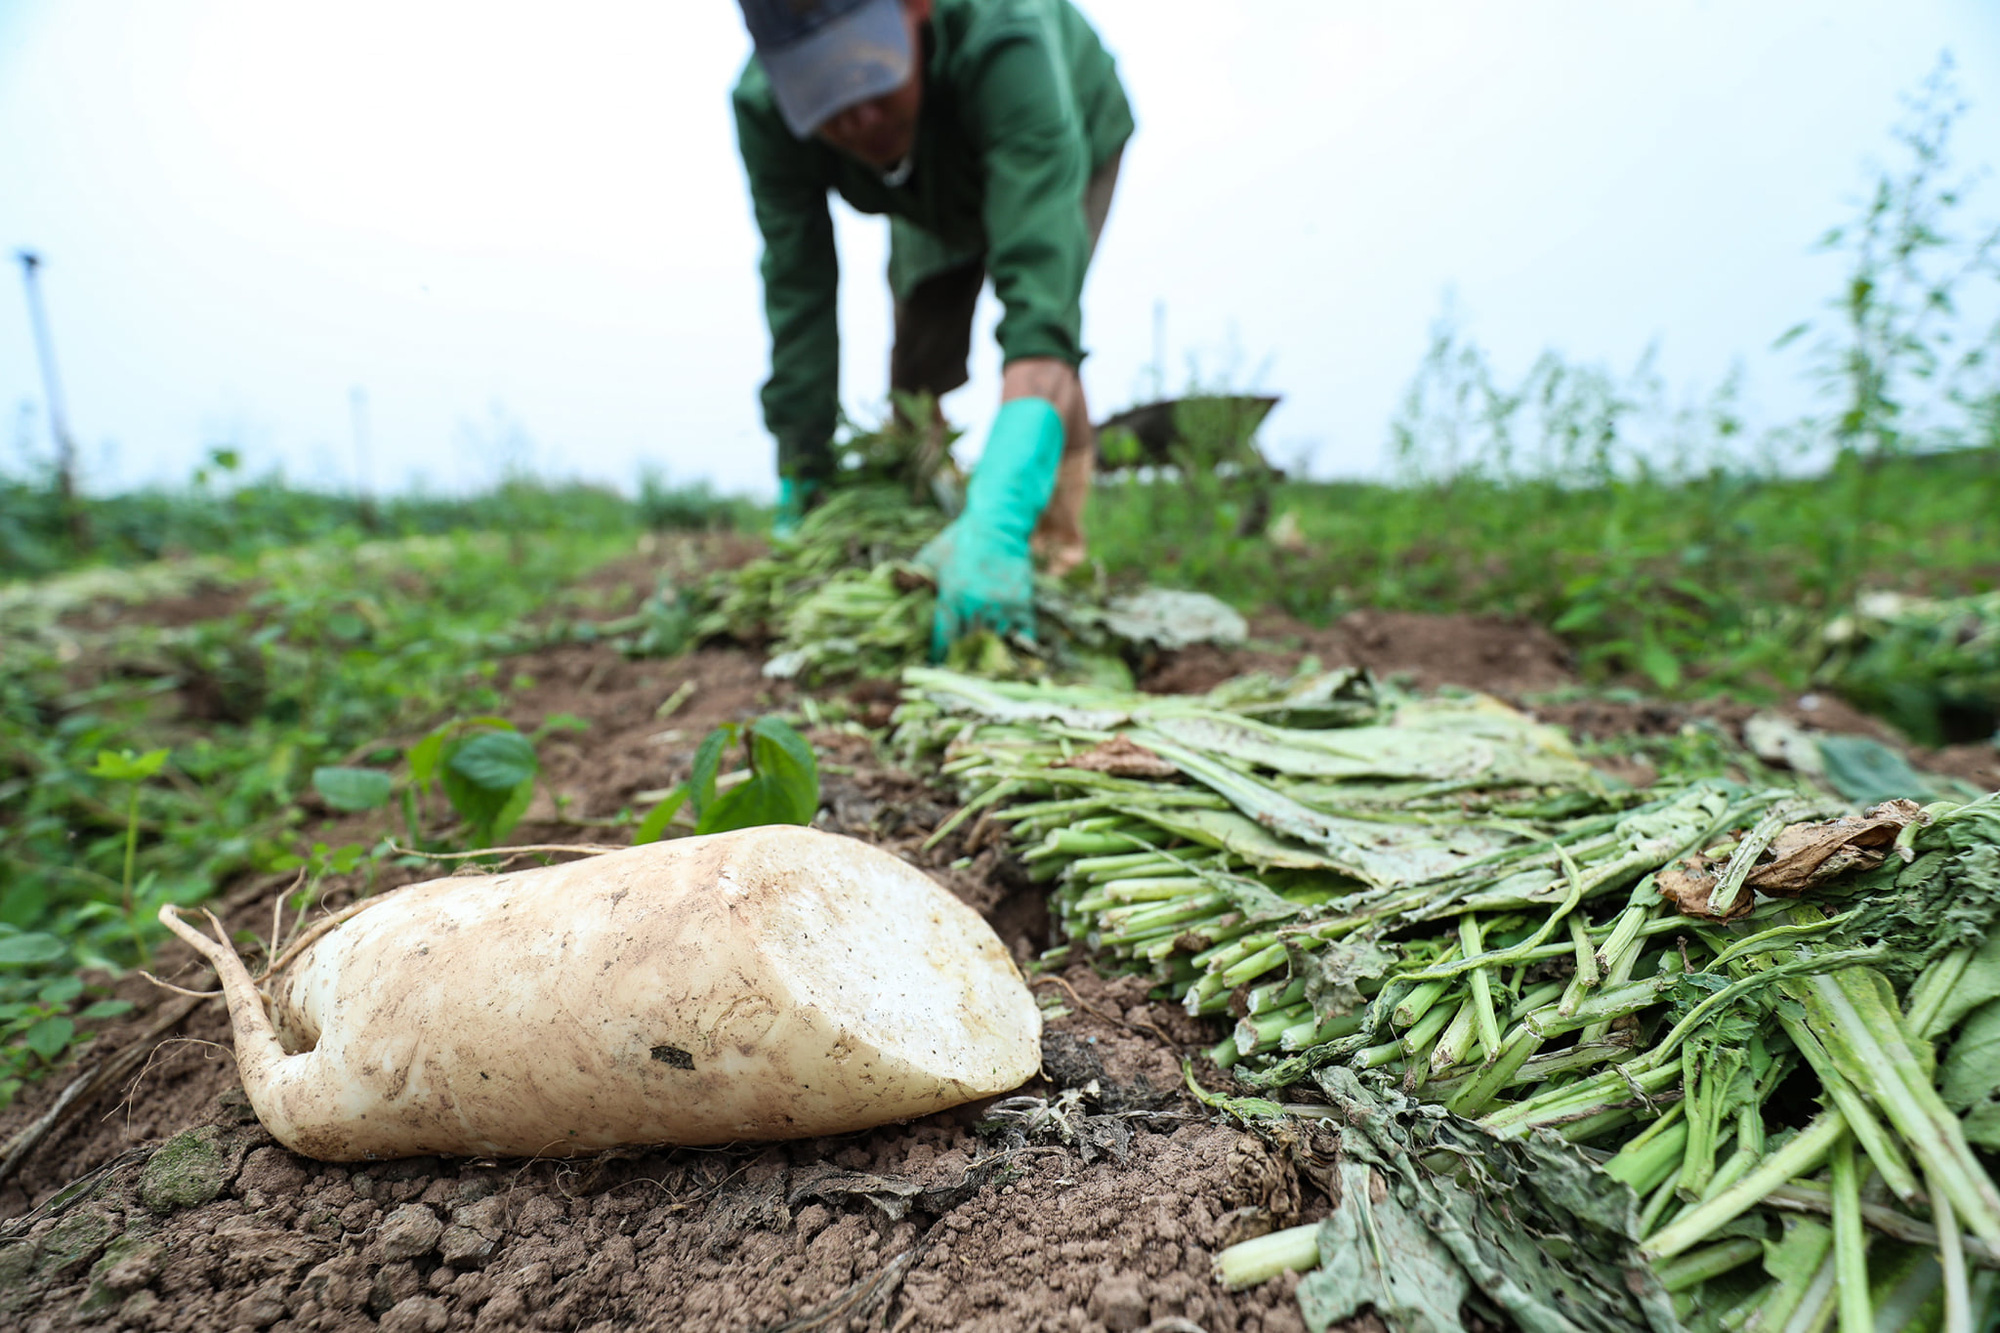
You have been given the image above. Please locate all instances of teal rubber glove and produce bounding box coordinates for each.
[772,476,821,542]
[917,398,1064,660]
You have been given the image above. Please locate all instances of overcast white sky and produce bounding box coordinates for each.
[2,2,1997,500]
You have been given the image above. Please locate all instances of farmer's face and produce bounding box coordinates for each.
[816,0,930,170]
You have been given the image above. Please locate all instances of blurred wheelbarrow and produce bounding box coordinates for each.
[1093,394,1283,476]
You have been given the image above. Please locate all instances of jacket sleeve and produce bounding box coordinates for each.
[965,34,1093,368]
[734,93,841,476]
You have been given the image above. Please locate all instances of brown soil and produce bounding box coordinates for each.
[1140,610,1576,697]
[58,586,256,633]
[4,561,1990,1333]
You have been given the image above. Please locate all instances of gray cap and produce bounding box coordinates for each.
[737,0,913,139]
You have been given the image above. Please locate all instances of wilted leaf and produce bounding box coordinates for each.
[1755,1217,1834,1330]
[1097,588,1248,650]
[1815,735,1940,805]
[1656,854,1752,922]
[1742,712,1826,777]
[1305,1067,1677,1333]
[1228,666,1377,728]
[1942,998,2000,1132]
[1298,1160,1469,1333]
[1921,925,2000,1039]
[1057,735,1178,779]
[1743,799,1924,895]
[1295,930,1396,1018]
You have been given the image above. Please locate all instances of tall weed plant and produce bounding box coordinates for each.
[1776,56,2000,600]
[1090,59,1997,697]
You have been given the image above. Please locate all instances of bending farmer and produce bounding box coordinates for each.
[732,0,1132,656]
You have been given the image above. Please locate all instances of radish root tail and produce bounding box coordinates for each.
[156,904,290,1082]
[137,970,222,999]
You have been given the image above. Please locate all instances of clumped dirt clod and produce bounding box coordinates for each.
[2,1108,1332,1333]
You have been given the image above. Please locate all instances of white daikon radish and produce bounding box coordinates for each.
[159,826,1041,1160]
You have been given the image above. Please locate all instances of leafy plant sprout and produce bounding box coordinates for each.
[86,746,168,966]
[633,716,820,845]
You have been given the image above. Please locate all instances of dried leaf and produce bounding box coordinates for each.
[1056,735,1178,779]
[787,1165,923,1220]
[1744,799,1925,895]
[1657,854,1754,922]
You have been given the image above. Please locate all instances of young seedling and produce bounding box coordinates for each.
[313,713,582,851]
[86,747,169,966]
[634,716,819,844]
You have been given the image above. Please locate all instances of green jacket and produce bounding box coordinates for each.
[733,0,1134,476]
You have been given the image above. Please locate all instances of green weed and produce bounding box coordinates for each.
[83,747,169,965]
[0,528,625,1094]
[314,711,589,850]
[633,716,820,843]
[0,471,638,578]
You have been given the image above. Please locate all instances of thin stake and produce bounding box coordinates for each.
[14,250,84,544]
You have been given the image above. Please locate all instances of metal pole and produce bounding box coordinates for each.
[15,250,85,543]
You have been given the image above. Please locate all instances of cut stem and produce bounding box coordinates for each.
[1459,914,1501,1061]
[1645,1111,1845,1261]
[1214,1222,1320,1290]
[1830,1137,1871,1333]
[1933,1170,1973,1333]
[1656,1237,1763,1293]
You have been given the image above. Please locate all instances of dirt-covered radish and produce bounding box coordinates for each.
[159,825,1041,1161]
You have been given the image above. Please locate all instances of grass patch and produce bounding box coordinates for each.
[1087,446,1998,698]
[0,471,737,577]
